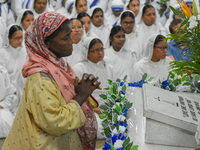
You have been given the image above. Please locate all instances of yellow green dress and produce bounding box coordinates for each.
[2,73,86,150]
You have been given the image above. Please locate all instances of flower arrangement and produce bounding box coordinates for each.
[99,76,138,150]
[167,0,200,75]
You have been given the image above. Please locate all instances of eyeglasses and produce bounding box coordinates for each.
[11,36,23,41]
[71,26,83,31]
[155,46,168,51]
[122,21,134,25]
[89,48,105,53]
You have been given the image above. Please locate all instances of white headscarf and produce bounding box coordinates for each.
[15,9,34,31]
[106,0,124,17]
[64,0,75,13]
[117,10,138,35]
[81,35,99,61]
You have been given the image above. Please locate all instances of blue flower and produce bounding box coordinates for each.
[122,109,128,116]
[120,121,128,127]
[116,148,124,150]
[121,134,126,140]
[128,80,147,88]
[120,82,125,86]
[162,80,172,91]
[120,90,126,95]
[128,82,137,87]
[104,142,111,150]
[112,134,118,144]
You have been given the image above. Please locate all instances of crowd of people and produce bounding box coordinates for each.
[0,0,195,149]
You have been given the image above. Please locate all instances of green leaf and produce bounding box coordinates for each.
[122,95,126,102]
[111,85,117,95]
[192,0,198,16]
[130,145,139,150]
[142,73,147,81]
[122,137,130,148]
[122,85,126,93]
[99,114,105,119]
[125,102,133,109]
[181,74,188,81]
[111,144,115,150]
[100,105,109,111]
[104,128,110,137]
[111,94,117,100]
[183,82,191,86]
[113,113,118,124]
[123,75,127,82]
[115,104,121,114]
[100,94,107,100]
[125,142,133,150]
[148,76,154,82]
[108,79,112,85]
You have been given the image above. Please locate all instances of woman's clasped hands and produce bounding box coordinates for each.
[74,73,101,105]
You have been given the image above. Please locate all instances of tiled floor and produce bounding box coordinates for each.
[0,138,105,150]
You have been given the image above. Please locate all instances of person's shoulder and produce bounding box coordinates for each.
[27,72,55,83]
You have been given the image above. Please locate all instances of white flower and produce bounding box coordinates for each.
[114,139,124,148]
[112,126,126,134]
[189,16,197,28]
[112,128,118,134]
[119,126,126,133]
[117,115,126,122]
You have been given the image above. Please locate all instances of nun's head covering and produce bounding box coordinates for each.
[15,9,34,30]
[5,24,23,47]
[89,6,110,27]
[50,0,62,10]
[143,34,165,61]
[64,0,75,13]
[111,0,124,12]
[81,35,100,61]
[117,10,137,33]
[185,0,193,5]
[29,0,51,14]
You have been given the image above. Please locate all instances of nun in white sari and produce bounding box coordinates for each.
[106,0,124,27]
[130,34,171,84]
[118,10,142,61]
[73,36,113,139]
[105,25,136,83]
[90,6,111,48]
[73,36,113,105]
[0,25,27,113]
[0,65,17,138]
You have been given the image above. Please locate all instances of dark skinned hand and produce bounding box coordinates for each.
[73,73,101,106]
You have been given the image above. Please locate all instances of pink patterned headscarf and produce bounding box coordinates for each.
[22,11,97,150]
